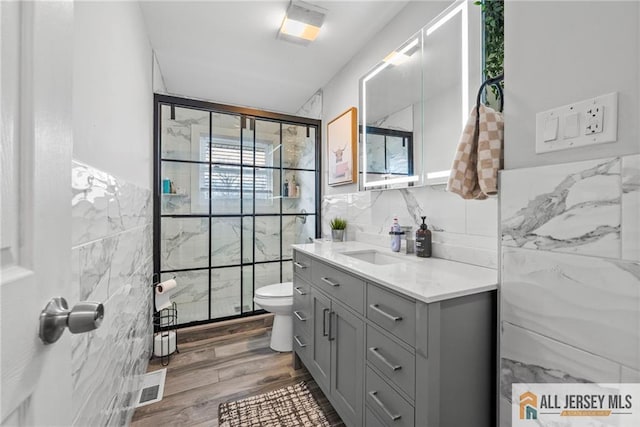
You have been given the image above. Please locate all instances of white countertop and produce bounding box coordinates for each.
[292,241,497,304]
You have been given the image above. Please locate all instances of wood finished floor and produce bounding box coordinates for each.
[131,314,344,427]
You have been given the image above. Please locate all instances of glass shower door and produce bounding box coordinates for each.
[156,97,319,327]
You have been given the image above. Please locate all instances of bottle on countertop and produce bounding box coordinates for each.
[415,216,432,258]
[389,217,403,252]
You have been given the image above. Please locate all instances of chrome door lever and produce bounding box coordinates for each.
[39,297,104,344]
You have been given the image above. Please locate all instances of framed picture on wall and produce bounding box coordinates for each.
[327,107,357,186]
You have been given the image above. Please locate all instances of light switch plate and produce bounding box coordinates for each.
[535,92,618,153]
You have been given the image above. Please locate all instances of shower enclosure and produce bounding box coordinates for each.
[154,95,320,326]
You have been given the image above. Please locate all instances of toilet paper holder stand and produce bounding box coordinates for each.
[152,274,179,366]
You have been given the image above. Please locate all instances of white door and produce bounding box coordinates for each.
[1,1,74,425]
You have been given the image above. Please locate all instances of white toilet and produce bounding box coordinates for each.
[254,282,294,352]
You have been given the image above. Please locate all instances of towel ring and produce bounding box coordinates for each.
[476,74,504,113]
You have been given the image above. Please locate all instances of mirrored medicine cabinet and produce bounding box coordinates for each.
[359,0,482,190]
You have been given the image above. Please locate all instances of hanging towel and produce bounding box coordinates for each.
[447,104,503,199]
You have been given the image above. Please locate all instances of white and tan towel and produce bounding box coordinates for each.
[447,104,504,199]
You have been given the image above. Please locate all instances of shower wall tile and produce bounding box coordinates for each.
[501,157,621,257]
[502,247,640,369]
[211,217,242,265]
[71,161,152,427]
[161,269,209,324]
[253,216,282,262]
[622,155,640,261]
[160,217,209,270]
[295,89,322,120]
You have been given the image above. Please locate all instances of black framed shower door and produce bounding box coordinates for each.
[153,94,321,328]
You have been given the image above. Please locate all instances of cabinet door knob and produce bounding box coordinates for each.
[293,262,307,269]
[294,311,307,321]
[294,335,307,348]
[294,286,306,295]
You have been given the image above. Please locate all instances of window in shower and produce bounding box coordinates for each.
[154,95,320,326]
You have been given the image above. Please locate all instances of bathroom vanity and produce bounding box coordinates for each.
[291,241,497,427]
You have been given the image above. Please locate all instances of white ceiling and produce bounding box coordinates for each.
[139,1,409,115]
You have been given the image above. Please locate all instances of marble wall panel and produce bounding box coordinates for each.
[500,322,621,417]
[502,247,640,369]
[71,161,152,427]
[501,158,621,257]
[622,155,640,261]
[321,182,499,266]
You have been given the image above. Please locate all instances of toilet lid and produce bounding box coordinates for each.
[255,282,293,298]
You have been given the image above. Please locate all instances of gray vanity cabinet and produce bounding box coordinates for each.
[292,249,496,427]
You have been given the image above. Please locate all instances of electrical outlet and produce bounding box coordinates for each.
[584,104,604,134]
[535,92,617,153]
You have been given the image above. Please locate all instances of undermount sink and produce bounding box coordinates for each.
[340,250,405,265]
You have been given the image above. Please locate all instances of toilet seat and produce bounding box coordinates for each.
[255,282,293,299]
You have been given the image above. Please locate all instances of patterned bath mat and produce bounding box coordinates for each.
[218,381,332,427]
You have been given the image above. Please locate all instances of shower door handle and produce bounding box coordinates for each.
[39,297,104,344]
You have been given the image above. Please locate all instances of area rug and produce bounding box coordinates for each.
[218,381,332,427]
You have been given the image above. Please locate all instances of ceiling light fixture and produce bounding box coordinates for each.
[278,0,327,46]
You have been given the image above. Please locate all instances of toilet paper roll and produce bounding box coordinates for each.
[155,279,177,311]
[153,331,177,357]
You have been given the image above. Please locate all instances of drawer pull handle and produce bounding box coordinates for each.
[294,335,306,348]
[294,286,306,296]
[294,311,307,321]
[368,391,402,422]
[293,262,307,269]
[369,347,402,371]
[321,277,340,287]
[369,304,402,322]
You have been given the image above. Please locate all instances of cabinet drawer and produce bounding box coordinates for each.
[366,367,414,427]
[312,260,365,314]
[293,278,311,310]
[365,408,387,427]
[293,251,312,281]
[366,326,415,399]
[367,284,416,346]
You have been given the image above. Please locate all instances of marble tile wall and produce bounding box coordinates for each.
[499,155,640,426]
[71,161,153,426]
[322,184,498,268]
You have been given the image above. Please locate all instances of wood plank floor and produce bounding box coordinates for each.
[131,315,344,427]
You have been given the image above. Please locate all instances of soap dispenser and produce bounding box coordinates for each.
[389,217,403,252]
[415,216,432,258]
